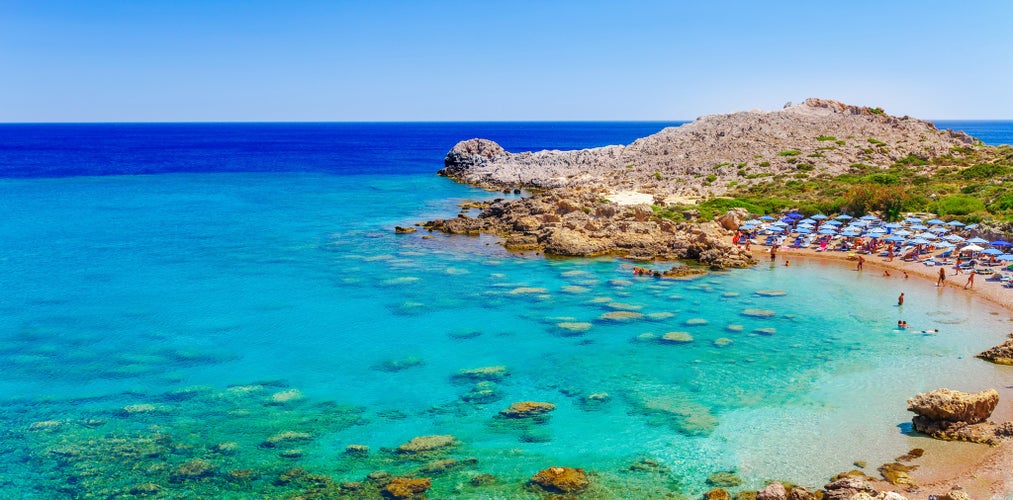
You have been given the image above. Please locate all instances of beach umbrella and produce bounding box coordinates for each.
[947,221,966,227]
[944,234,966,242]
[840,230,861,237]
[787,212,803,218]
[824,220,842,226]
[849,220,869,227]
[991,240,1013,247]
[893,229,913,236]
[961,244,985,252]
[904,217,924,224]
[968,237,990,244]
[884,235,906,243]
[928,227,949,234]
[927,218,946,225]
[818,228,838,235]
[812,214,828,220]
[981,248,1004,255]
[795,228,812,234]
[758,215,776,221]
[860,215,880,221]
[798,218,816,224]
[771,221,789,227]
[884,223,903,229]
[999,254,1013,261]
[918,232,938,240]
[835,214,853,220]
[909,224,928,231]
[909,238,931,245]
[868,227,887,234]
[935,241,956,249]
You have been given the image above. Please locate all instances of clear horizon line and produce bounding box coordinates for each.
[1,118,1010,125]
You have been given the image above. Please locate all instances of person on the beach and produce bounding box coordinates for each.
[883,270,890,277]
[903,271,909,279]
[898,292,904,306]
[965,270,975,289]
[954,257,963,275]
[888,246,894,261]
[937,267,946,287]
[770,246,777,262]
[856,255,864,271]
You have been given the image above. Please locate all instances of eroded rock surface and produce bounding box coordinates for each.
[907,388,1013,445]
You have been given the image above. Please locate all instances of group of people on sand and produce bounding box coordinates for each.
[935,266,975,289]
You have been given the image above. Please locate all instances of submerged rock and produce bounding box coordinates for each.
[396,435,459,454]
[660,331,694,344]
[528,466,589,494]
[706,471,743,488]
[382,477,431,499]
[500,401,556,418]
[169,458,215,483]
[453,365,509,382]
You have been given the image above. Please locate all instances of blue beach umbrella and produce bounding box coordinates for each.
[968,237,990,244]
[884,235,906,243]
[795,228,812,234]
[835,214,853,221]
[909,238,931,245]
[884,223,903,229]
[771,221,789,227]
[981,248,1004,255]
[818,228,838,235]
[787,212,804,219]
[928,227,949,234]
[868,227,888,234]
[935,241,956,249]
[758,215,776,221]
[840,230,861,237]
[893,229,913,237]
[927,218,946,225]
[991,240,1013,247]
[798,218,816,224]
[860,215,880,221]
[909,224,928,231]
[944,234,966,242]
[904,217,924,224]
[824,220,843,226]
[812,214,828,220]
[947,221,966,227]
[999,254,1013,261]
[919,232,938,240]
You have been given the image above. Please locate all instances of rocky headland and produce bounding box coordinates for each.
[421,98,986,267]
[438,98,976,199]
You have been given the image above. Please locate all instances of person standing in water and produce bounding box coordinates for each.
[937,267,946,287]
[898,292,904,306]
[965,270,976,290]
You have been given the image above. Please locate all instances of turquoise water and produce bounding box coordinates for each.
[3,171,1013,498]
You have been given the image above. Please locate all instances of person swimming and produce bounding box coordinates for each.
[897,320,908,329]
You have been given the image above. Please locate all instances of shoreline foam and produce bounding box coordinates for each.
[749,245,1013,499]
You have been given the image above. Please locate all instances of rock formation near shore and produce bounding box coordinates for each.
[439,98,976,198]
[421,190,755,267]
[907,388,1013,445]
[977,334,1013,365]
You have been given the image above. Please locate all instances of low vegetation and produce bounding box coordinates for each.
[666,145,1013,222]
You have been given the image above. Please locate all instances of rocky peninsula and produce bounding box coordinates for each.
[422,98,986,268]
[437,98,976,199]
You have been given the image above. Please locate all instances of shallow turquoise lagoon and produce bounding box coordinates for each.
[2,173,1011,497]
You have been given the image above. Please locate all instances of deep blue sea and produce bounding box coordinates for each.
[1,121,1012,498]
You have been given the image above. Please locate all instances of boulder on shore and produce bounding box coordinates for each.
[906,388,1013,445]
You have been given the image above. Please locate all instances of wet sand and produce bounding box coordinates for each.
[751,245,1013,499]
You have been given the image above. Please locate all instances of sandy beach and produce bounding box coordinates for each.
[750,245,1013,499]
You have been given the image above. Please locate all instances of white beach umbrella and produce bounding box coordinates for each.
[960,244,984,252]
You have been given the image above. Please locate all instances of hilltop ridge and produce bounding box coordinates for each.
[439,98,978,201]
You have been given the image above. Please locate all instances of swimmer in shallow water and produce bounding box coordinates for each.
[920,328,939,334]
[897,320,908,329]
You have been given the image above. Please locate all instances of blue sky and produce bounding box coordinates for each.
[2,0,1011,121]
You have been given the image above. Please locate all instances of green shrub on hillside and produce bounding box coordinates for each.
[930,195,985,216]
[777,150,802,156]
[816,135,837,141]
[960,163,1012,180]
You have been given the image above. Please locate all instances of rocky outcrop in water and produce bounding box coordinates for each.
[907,388,1013,445]
[528,466,589,494]
[422,190,755,268]
[976,334,1013,365]
[439,98,977,198]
